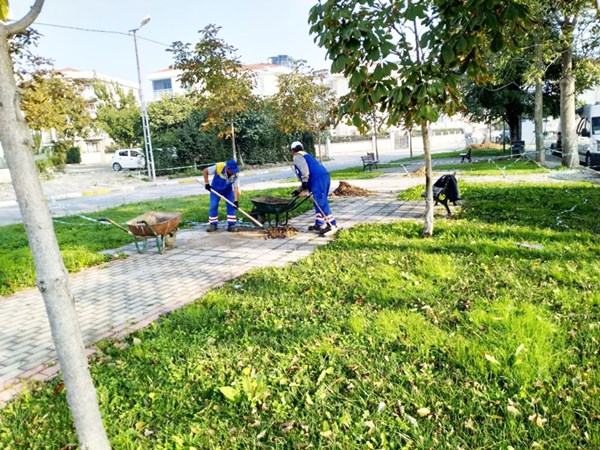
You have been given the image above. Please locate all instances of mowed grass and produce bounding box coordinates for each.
[434,159,550,175]
[283,166,385,182]
[1,181,599,449]
[391,146,509,163]
[329,166,384,179]
[0,187,310,296]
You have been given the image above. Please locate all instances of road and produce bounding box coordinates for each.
[0,137,465,226]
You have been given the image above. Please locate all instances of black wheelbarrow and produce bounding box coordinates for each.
[250,194,312,227]
[99,211,183,254]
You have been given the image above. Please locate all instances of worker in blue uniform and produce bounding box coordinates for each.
[203,160,240,232]
[290,141,337,235]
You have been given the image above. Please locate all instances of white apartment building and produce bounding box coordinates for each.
[57,68,139,162]
[146,63,293,100]
[0,69,138,182]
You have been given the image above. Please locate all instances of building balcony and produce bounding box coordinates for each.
[153,88,173,100]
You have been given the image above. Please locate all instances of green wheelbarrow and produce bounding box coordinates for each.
[249,193,313,227]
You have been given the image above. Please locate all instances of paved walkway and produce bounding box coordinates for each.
[0,192,425,403]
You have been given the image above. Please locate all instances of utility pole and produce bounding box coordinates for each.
[131,16,156,181]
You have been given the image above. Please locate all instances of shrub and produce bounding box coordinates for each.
[66,147,81,164]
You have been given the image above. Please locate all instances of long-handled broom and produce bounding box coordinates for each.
[207,189,266,229]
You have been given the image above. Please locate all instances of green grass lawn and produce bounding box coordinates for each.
[1,181,599,448]
[392,147,509,163]
[283,166,385,183]
[0,187,311,296]
[434,159,550,175]
[329,166,384,179]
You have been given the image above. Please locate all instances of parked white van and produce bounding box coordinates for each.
[111,148,145,171]
[576,104,600,168]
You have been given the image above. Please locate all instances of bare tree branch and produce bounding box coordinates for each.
[5,0,45,36]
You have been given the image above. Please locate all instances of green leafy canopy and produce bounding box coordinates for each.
[308,0,532,130]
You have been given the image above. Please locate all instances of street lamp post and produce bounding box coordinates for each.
[130,16,156,181]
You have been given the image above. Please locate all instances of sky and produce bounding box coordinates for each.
[10,0,331,86]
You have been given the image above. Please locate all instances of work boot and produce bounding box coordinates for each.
[319,225,338,236]
[207,224,218,233]
[308,224,325,232]
[227,225,238,233]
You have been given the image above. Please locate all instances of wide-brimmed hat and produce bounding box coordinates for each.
[226,160,240,174]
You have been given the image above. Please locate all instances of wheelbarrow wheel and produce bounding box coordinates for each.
[252,213,266,225]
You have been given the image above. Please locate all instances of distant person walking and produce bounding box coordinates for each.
[203,160,240,232]
[290,141,337,235]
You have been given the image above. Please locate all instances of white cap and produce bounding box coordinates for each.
[290,141,303,151]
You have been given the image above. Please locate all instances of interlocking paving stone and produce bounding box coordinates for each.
[0,196,425,402]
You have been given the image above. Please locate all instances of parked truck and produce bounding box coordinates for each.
[575,103,600,169]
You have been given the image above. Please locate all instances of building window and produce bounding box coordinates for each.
[153,79,172,93]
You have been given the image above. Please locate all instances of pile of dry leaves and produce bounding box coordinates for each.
[332,181,375,197]
[265,226,299,239]
[410,166,427,177]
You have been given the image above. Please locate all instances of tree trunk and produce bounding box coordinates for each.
[505,110,521,143]
[0,4,111,449]
[560,26,578,168]
[534,80,545,165]
[534,41,545,164]
[317,133,323,161]
[421,121,434,237]
[230,121,237,162]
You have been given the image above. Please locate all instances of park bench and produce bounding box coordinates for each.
[422,174,461,216]
[459,148,472,163]
[361,152,380,171]
[510,140,525,156]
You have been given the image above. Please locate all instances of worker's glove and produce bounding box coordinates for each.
[234,201,239,208]
[301,181,309,191]
[205,183,212,192]
[291,189,300,197]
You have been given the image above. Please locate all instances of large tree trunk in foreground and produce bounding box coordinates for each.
[421,121,434,237]
[0,2,110,448]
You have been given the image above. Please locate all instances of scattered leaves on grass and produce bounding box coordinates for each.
[417,407,431,417]
[484,353,500,365]
[506,399,521,416]
[219,386,239,402]
[52,383,64,396]
[529,413,548,428]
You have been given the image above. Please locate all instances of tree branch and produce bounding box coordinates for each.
[6,0,45,36]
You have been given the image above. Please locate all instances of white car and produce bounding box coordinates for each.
[111,148,145,171]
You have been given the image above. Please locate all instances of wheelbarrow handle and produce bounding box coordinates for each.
[97,217,132,235]
[207,189,265,229]
[288,191,313,208]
